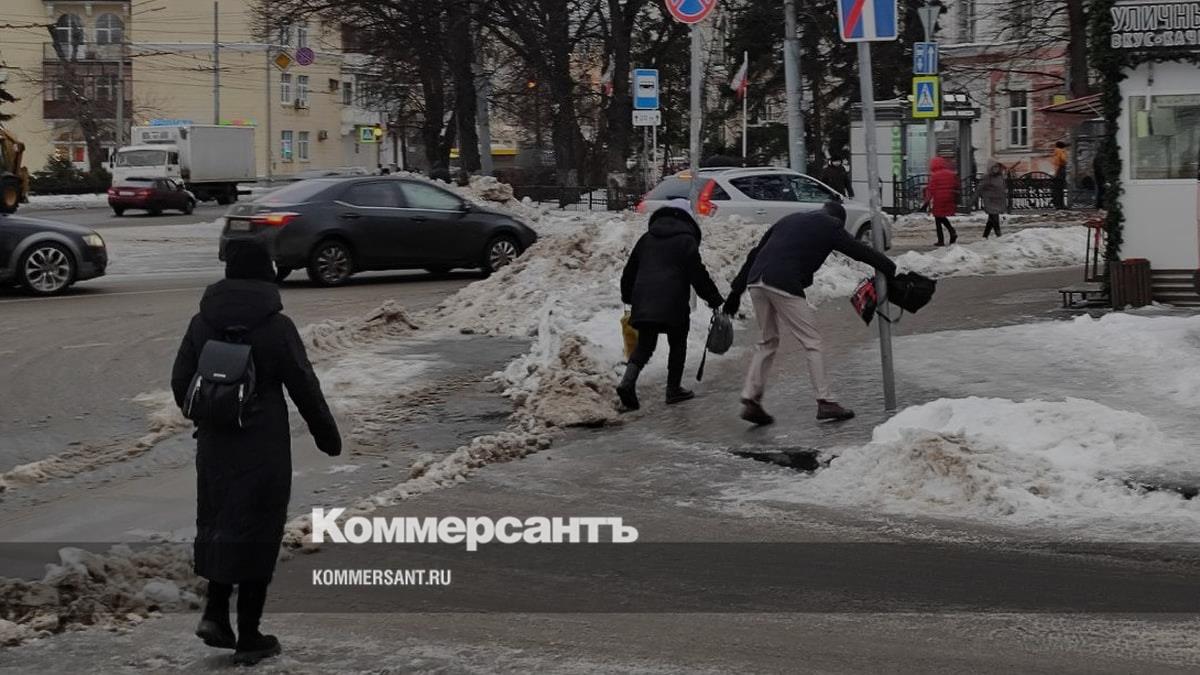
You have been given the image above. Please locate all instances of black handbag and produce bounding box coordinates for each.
[696,311,734,381]
[887,272,937,314]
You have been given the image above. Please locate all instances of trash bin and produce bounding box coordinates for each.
[1111,258,1152,308]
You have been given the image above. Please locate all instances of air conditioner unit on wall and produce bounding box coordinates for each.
[294,98,309,110]
[318,130,328,141]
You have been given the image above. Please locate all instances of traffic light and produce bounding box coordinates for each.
[373,125,384,140]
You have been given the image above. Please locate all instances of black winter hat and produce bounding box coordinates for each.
[822,200,847,225]
[225,239,275,282]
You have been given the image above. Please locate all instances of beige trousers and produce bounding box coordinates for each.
[741,285,833,403]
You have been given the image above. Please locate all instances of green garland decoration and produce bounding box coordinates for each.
[1089,0,1200,266]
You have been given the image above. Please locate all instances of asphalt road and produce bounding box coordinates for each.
[0,259,477,472]
[28,203,230,229]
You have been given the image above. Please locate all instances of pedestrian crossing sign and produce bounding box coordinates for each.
[912,76,940,119]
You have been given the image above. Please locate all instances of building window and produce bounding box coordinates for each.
[1007,90,1030,148]
[298,131,310,161]
[297,23,309,49]
[1129,95,1200,180]
[95,14,125,45]
[280,73,292,103]
[277,23,292,47]
[52,14,84,60]
[296,75,309,105]
[280,130,294,161]
[342,81,353,106]
[958,0,976,42]
[96,74,118,101]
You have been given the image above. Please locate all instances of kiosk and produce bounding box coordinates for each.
[1106,0,1200,304]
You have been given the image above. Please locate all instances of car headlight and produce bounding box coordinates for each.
[83,233,105,248]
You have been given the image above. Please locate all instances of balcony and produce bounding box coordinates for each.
[43,42,128,63]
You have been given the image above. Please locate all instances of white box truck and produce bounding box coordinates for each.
[111,125,256,204]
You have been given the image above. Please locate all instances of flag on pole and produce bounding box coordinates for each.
[729,55,749,99]
[599,60,614,97]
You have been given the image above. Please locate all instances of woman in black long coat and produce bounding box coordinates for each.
[617,200,723,410]
[171,240,341,665]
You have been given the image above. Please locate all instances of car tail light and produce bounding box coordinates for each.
[107,188,117,196]
[635,196,648,214]
[697,180,719,217]
[251,211,301,227]
[136,189,152,197]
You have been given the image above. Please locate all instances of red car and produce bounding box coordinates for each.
[107,177,196,216]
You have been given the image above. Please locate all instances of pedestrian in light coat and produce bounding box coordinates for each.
[974,161,1007,238]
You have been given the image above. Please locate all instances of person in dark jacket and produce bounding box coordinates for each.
[820,158,854,198]
[973,161,1007,238]
[925,157,959,246]
[723,202,897,425]
[617,200,724,410]
[171,239,341,666]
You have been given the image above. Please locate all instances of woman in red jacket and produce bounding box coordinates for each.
[925,157,959,246]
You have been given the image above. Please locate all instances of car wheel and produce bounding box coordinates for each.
[216,192,232,206]
[274,266,293,284]
[856,223,872,242]
[149,207,163,217]
[482,235,520,274]
[19,242,76,295]
[183,199,195,215]
[112,207,125,217]
[307,240,354,286]
[0,176,20,214]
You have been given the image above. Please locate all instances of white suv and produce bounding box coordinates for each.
[637,167,889,246]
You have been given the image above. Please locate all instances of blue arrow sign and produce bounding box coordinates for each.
[913,42,938,75]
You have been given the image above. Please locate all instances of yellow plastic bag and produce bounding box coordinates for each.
[620,311,638,360]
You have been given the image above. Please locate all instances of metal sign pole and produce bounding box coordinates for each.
[857,41,897,411]
[689,24,703,208]
[920,5,937,171]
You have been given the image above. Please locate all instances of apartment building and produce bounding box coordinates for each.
[1,0,387,176]
[938,0,1086,175]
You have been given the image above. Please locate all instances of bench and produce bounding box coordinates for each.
[1058,282,1105,308]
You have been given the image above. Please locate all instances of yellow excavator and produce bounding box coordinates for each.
[0,126,29,214]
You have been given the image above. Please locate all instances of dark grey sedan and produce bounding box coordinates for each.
[0,213,108,295]
[220,177,538,285]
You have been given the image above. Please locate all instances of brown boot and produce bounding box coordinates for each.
[740,399,775,426]
[817,400,855,421]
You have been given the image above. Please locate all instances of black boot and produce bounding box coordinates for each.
[740,399,775,426]
[616,363,641,411]
[196,618,236,650]
[196,582,235,649]
[665,386,695,404]
[233,632,281,665]
[817,399,856,421]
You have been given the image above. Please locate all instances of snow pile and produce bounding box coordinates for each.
[25,194,109,210]
[301,301,419,359]
[894,226,1087,278]
[465,175,514,203]
[0,545,201,641]
[743,397,1200,539]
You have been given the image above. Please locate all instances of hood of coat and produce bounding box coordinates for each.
[930,156,951,173]
[199,279,284,331]
[988,161,1004,175]
[648,204,702,241]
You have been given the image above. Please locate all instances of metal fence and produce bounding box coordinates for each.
[510,185,640,212]
[891,172,1096,215]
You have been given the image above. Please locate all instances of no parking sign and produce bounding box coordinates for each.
[665,0,717,24]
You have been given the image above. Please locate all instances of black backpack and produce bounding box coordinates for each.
[183,326,257,429]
